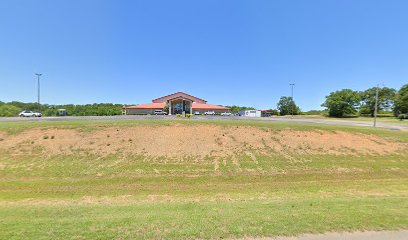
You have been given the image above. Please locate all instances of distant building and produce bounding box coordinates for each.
[123,92,230,115]
[239,110,261,117]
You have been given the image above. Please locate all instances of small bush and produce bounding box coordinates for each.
[50,136,55,139]
[43,135,49,140]
[176,114,181,117]
[398,114,407,120]
[186,114,191,118]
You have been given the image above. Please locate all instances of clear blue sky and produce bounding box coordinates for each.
[1,0,407,110]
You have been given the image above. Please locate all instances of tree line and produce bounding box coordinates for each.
[321,84,407,117]
[0,101,125,117]
[273,83,407,117]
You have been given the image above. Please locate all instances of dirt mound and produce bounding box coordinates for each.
[0,125,406,158]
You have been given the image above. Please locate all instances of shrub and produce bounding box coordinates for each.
[43,135,49,139]
[398,114,407,120]
[0,104,22,117]
[176,114,181,117]
[186,114,191,118]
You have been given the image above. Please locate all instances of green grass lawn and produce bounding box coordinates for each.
[0,120,407,239]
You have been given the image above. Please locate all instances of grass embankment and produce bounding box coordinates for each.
[0,120,407,239]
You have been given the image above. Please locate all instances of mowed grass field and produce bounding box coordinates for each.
[0,120,407,239]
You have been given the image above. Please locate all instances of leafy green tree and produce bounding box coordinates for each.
[302,109,326,115]
[225,105,255,113]
[163,105,169,114]
[359,87,396,116]
[321,89,360,117]
[0,102,123,117]
[393,84,408,115]
[277,96,300,116]
[0,104,22,117]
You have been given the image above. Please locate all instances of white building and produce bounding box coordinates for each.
[239,110,261,117]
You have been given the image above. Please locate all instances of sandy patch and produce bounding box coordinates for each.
[0,125,406,159]
[244,230,408,240]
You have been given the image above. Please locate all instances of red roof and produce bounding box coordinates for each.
[125,102,230,110]
[125,103,166,109]
[192,103,230,110]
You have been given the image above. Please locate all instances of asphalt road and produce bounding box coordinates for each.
[0,115,407,131]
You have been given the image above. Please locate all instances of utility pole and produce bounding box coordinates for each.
[373,84,379,127]
[290,83,295,118]
[35,73,42,104]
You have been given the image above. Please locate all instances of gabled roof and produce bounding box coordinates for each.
[192,103,230,110]
[125,103,166,109]
[152,92,207,104]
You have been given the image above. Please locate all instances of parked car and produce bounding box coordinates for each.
[220,112,232,116]
[154,110,167,115]
[19,110,42,117]
[204,111,216,115]
[194,111,201,115]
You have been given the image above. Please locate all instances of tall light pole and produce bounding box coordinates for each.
[373,84,379,127]
[290,83,295,118]
[35,73,42,104]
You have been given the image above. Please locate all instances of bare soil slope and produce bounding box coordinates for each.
[1,125,406,159]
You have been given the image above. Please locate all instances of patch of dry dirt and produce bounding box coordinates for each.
[0,125,406,159]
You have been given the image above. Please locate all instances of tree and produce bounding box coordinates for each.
[359,87,396,116]
[0,101,124,116]
[277,96,300,116]
[225,105,255,113]
[163,105,169,114]
[321,89,360,117]
[393,84,408,115]
[302,109,326,115]
[0,104,22,117]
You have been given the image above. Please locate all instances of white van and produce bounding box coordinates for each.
[154,110,167,115]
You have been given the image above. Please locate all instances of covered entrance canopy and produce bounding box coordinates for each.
[167,96,198,115]
[169,98,192,115]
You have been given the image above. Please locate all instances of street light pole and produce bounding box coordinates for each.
[373,84,379,127]
[290,83,295,118]
[35,73,42,104]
